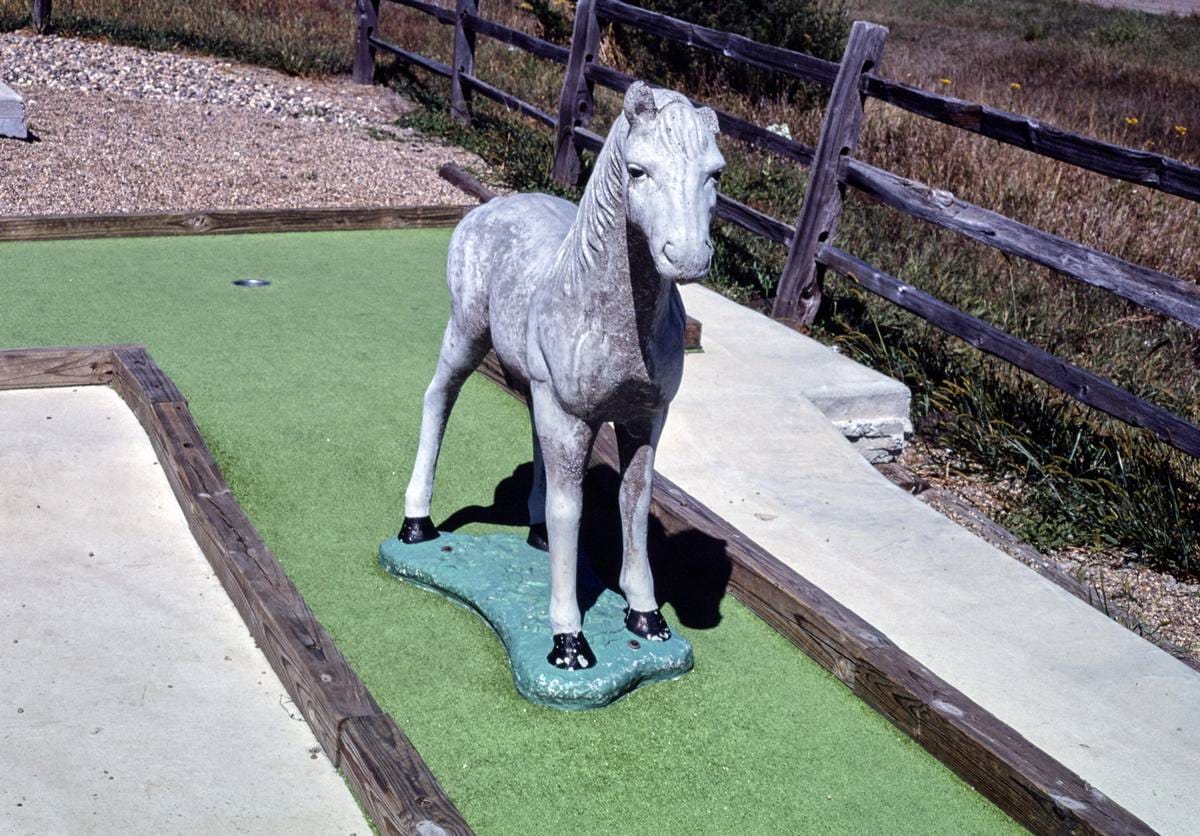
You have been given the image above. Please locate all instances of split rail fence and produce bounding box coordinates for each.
[32,0,1196,458]
[352,0,1200,460]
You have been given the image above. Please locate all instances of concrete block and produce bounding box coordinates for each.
[679,284,912,461]
[0,81,28,139]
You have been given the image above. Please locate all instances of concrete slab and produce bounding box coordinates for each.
[0,386,368,834]
[681,285,912,461]
[0,81,28,139]
[663,291,1200,835]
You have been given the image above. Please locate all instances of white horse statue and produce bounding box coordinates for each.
[400,82,724,670]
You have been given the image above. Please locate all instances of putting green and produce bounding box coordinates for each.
[0,230,1020,835]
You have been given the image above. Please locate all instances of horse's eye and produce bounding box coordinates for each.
[627,165,647,180]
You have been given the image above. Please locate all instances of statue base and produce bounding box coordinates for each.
[379,531,693,710]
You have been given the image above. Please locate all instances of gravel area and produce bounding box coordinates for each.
[897,439,1200,669]
[0,32,490,213]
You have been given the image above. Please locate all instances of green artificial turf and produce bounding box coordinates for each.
[0,230,1021,835]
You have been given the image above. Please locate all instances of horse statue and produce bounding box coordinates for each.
[399,81,724,671]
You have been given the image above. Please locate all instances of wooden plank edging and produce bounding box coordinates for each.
[0,346,473,836]
[0,345,118,389]
[0,205,470,243]
[475,351,1152,836]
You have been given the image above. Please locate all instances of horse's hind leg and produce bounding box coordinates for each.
[400,318,489,543]
[526,413,549,551]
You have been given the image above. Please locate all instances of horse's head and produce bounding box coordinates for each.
[620,82,725,283]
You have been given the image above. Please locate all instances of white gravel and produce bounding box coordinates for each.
[2,32,393,129]
[0,31,492,214]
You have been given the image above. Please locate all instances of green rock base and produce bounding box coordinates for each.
[379,532,693,710]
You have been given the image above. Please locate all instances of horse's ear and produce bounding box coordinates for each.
[697,106,720,134]
[624,81,658,127]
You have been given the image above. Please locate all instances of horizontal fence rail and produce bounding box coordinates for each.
[370,33,451,76]
[361,0,1200,463]
[844,160,1200,330]
[817,245,1200,458]
[863,76,1200,204]
[392,0,456,24]
[595,0,840,86]
[464,11,568,62]
[462,73,555,127]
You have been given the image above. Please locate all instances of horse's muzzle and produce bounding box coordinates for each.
[660,240,713,283]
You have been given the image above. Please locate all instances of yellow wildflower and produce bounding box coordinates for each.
[939,78,952,86]
[1010,82,1022,90]
[1125,116,1139,126]
[1174,125,1188,136]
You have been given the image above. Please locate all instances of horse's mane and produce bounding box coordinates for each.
[557,91,708,284]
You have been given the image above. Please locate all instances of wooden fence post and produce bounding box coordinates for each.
[353,0,381,85]
[551,0,600,186]
[450,0,478,124]
[31,0,51,33]
[772,21,888,324]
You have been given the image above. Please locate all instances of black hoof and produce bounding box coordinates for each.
[547,632,597,670]
[625,608,672,641]
[527,522,549,552]
[398,516,438,544]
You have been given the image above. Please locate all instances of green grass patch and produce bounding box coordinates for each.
[0,230,1019,835]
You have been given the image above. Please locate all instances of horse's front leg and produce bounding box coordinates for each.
[616,411,672,641]
[400,319,489,543]
[530,381,599,670]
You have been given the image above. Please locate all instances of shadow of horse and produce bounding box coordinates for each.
[439,461,731,630]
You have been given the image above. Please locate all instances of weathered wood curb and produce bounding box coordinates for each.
[476,350,1152,836]
[0,204,470,242]
[0,345,472,836]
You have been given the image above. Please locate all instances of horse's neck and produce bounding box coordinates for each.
[555,132,670,340]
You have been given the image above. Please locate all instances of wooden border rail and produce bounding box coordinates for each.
[0,345,473,836]
[0,205,470,242]
[358,0,1200,467]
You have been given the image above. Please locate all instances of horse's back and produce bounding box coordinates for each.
[447,193,575,380]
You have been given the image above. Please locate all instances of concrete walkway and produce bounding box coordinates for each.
[0,386,368,834]
[665,285,1200,835]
